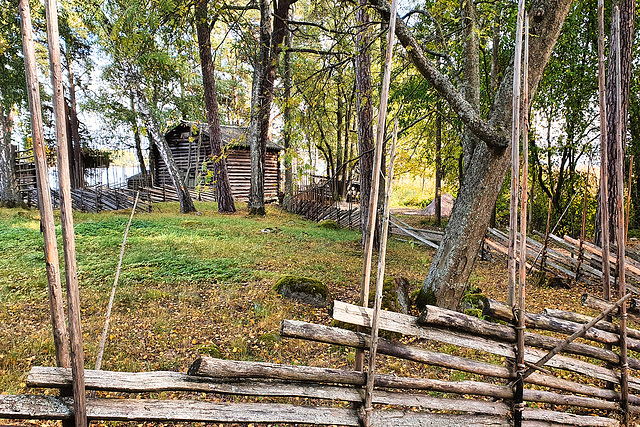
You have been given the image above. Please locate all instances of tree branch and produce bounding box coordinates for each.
[369,0,509,149]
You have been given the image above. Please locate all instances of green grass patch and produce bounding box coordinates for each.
[0,202,435,393]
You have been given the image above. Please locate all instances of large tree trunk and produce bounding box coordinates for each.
[371,0,573,310]
[0,105,18,207]
[248,0,294,215]
[135,88,196,214]
[247,0,271,216]
[355,0,376,247]
[283,13,294,209]
[605,0,634,244]
[196,0,236,213]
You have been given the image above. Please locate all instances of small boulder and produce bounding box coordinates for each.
[318,220,340,229]
[368,276,412,314]
[273,275,329,307]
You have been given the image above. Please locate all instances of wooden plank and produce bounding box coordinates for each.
[27,367,512,413]
[0,394,517,426]
[0,394,618,426]
[542,308,640,340]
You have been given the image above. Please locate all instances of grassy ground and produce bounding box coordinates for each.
[0,202,438,394]
[0,201,609,424]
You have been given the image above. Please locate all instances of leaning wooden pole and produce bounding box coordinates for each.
[626,155,633,243]
[508,0,525,309]
[514,11,528,427]
[95,191,140,372]
[598,0,611,301]
[355,0,397,373]
[18,0,70,370]
[363,121,397,427]
[613,7,630,425]
[576,165,591,280]
[43,0,87,423]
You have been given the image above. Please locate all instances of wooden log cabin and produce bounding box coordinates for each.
[153,122,283,201]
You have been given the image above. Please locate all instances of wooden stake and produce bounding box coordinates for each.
[613,7,629,424]
[17,0,70,370]
[355,0,397,373]
[43,0,87,423]
[598,0,611,301]
[514,13,529,426]
[626,155,633,243]
[363,120,397,427]
[508,0,525,309]
[576,165,591,280]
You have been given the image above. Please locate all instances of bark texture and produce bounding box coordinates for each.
[605,0,634,243]
[355,0,376,247]
[248,0,294,215]
[247,0,271,215]
[196,0,236,213]
[371,0,574,309]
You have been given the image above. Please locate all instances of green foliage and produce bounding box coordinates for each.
[0,0,26,110]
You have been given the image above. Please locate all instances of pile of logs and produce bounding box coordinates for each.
[389,221,640,290]
[486,228,640,291]
[6,297,634,426]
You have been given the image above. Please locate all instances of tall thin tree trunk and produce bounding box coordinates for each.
[196,0,236,213]
[606,0,634,244]
[355,0,376,247]
[129,92,148,183]
[435,99,442,226]
[0,104,18,206]
[67,59,83,189]
[283,10,293,208]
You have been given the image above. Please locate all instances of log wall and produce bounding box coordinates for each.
[156,124,281,201]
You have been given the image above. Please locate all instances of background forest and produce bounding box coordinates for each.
[1,0,640,235]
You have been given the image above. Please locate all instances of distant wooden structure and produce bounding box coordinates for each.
[153,122,283,201]
[12,146,37,205]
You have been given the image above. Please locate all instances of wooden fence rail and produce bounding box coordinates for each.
[7,298,637,426]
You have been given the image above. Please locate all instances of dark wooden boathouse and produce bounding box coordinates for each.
[154,122,283,201]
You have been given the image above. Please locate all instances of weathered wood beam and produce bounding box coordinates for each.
[542,308,640,340]
[281,319,626,402]
[0,395,619,426]
[522,292,632,380]
[333,300,640,390]
[583,293,640,324]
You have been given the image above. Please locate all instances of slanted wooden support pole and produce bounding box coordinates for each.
[18,0,70,370]
[598,0,611,302]
[509,3,525,425]
[522,292,632,380]
[626,155,633,243]
[613,7,630,425]
[355,0,397,374]
[507,0,524,309]
[43,0,87,423]
[576,165,591,281]
[95,191,140,373]
[363,121,397,426]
